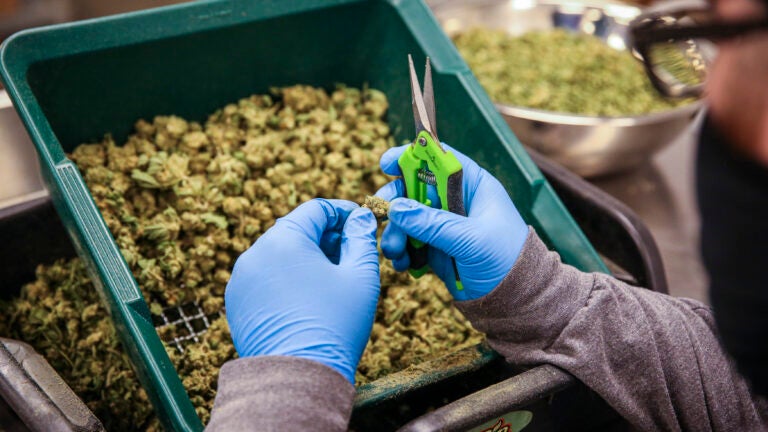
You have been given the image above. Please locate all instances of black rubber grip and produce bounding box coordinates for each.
[405,168,465,276]
[407,240,429,272]
[446,170,465,285]
[447,170,466,216]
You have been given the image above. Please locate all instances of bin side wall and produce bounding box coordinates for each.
[27,2,381,150]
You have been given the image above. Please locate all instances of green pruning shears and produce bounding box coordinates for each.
[398,55,466,290]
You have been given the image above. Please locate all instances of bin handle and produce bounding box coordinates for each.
[397,364,575,432]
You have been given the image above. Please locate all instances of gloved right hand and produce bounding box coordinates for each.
[376,144,529,301]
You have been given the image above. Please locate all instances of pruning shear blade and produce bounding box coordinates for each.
[408,54,439,142]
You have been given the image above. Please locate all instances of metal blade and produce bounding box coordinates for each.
[422,57,438,140]
[408,54,432,136]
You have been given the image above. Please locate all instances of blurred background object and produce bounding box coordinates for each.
[431,0,704,178]
[0,0,194,210]
[71,0,192,19]
[0,0,195,42]
[0,90,46,210]
[0,0,72,40]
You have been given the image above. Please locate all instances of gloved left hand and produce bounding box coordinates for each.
[225,199,380,384]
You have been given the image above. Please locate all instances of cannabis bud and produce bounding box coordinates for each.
[362,195,390,220]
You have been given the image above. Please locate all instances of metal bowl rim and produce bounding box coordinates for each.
[495,100,704,126]
[433,0,643,15]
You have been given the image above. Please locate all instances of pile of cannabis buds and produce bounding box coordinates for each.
[453,28,692,116]
[0,85,483,430]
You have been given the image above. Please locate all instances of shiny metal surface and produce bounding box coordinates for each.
[432,0,704,177]
[0,90,48,209]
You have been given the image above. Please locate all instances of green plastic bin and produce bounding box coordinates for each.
[0,0,608,430]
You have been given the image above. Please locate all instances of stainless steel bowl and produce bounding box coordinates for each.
[431,0,704,177]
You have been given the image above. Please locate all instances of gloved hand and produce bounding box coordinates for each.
[376,144,528,301]
[225,199,380,384]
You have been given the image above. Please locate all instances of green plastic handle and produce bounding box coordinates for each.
[399,131,462,212]
[397,131,463,286]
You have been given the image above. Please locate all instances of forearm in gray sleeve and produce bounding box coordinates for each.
[206,356,355,431]
[456,228,768,431]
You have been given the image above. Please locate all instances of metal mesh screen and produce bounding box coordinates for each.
[152,301,221,353]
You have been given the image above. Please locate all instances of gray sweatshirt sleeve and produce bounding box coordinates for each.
[206,355,355,431]
[456,228,768,431]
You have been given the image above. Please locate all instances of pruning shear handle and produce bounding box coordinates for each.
[397,55,466,290]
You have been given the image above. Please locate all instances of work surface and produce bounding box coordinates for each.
[591,119,708,303]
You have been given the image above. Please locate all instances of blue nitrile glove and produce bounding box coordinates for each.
[225,198,380,384]
[376,144,528,301]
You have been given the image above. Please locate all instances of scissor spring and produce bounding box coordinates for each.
[417,169,437,186]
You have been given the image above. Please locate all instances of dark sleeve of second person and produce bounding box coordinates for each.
[456,228,768,431]
[697,115,768,398]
